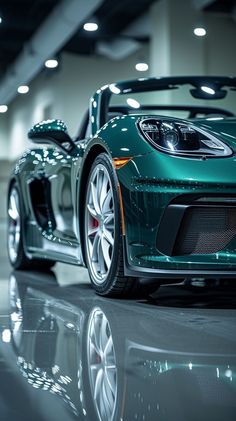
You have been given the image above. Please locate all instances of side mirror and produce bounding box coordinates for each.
[28,119,75,152]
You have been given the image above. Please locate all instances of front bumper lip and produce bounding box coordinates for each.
[123,238,236,279]
[124,262,236,280]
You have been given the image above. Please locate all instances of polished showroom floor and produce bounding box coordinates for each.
[0,224,236,420]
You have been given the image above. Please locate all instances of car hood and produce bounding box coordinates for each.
[193,118,236,151]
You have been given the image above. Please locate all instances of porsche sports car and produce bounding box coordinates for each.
[7,76,236,297]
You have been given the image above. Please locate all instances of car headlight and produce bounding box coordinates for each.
[138,118,232,158]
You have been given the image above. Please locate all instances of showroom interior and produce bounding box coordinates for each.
[0,0,236,420]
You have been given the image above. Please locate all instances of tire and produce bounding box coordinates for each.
[7,182,55,270]
[83,153,159,298]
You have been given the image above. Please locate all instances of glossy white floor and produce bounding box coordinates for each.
[0,223,236,421]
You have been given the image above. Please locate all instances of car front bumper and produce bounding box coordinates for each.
[118,152,236,276]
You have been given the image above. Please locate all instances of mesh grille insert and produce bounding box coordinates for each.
[173,207,236,255]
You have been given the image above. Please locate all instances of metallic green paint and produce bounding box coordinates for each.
[28,119,68,137]
[9,77,236,281]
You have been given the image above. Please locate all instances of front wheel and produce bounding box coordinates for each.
[84,153,159,298]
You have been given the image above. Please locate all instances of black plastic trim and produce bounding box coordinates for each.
[123,237,236,281]
[156,202,236,256]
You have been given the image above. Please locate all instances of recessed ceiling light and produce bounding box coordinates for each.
[135,62,149,72]
[83,22,98,32]
[17,85,29,94]
[45,59,58,69]
[194,27,206,37]
[0,105,8,113]
[0,17,2,24]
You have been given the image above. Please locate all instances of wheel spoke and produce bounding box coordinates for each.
[88,226,99,237]
[103,227,114,246]
[102,376,113,414]
[91,180,101,216]
[101,236,111,269]
[104,335,112,358]
[100,314,109,351]
[87,203,97,219]
[101,190,112,214]
[99,173,109,212]
[105,366,116,398]
[89,320,101,358]
[93,368,103,400]
[104,212,114,226]
[91,232,100,262]
[98,238,106,275]
[85,162,115,284]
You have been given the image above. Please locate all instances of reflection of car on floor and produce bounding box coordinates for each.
[7,76,236,297]
[8,271,236,421]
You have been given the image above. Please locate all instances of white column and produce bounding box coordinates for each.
[150,0,236,78]
[150,0,206,77]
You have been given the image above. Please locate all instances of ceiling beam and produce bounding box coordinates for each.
[0,0,103,105]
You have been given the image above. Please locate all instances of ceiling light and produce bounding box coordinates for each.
[0,17,2,24]
[194,27,206,37]
[135,62,149,72]
[201,86,215,95]
[45,59,58,69]
[83,22,98,32]
[0,105,8,113]
[17,85,29,94]
[127,98,140,109]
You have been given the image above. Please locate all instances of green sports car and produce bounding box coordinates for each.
[7,76,236,297]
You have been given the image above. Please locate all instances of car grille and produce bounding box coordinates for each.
[173,207,236,255]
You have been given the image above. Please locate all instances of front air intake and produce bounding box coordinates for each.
[173,207,236,255]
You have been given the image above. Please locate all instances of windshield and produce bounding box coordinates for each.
[109,83,236,119]
[89,77,236,136]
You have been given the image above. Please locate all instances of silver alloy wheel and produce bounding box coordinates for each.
[87,308,117,421]
[8,187,21,263]
[85,164,115,284]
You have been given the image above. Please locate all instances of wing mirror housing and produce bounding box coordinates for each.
[28,119,76,153]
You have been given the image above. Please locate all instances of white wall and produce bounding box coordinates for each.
[205,14,236,76]
[151,0,236,78]
[0,115,9,159]
[2,46,149,161]
[150,0,236,110]
[150,0,205,77]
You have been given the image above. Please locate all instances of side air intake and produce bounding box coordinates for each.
[173,207,236,255]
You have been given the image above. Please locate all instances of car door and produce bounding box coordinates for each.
[43,145,83,245]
